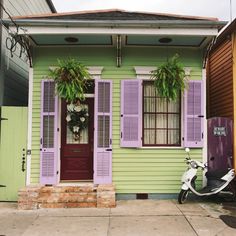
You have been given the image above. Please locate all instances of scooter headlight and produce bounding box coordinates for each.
[190,161,198,169]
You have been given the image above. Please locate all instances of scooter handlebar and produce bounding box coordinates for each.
[185,158,206,170]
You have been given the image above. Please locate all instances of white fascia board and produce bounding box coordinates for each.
[13,26,219,36]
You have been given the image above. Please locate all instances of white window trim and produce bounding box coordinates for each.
[134,66,192,149]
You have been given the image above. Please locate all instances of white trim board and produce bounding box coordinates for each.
[13,26,219,37]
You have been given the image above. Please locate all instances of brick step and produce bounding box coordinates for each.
[18,184,116,210]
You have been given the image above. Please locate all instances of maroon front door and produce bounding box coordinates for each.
[60,98,94,181]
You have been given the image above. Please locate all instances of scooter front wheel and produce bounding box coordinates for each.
[178,190,189,204]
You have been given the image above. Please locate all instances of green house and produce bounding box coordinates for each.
[6,9,225,205]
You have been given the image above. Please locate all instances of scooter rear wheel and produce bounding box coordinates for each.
[178,190,189,204]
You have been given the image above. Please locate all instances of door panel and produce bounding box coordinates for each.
[0,107,27,201]
[60,98,94,181]
[207,117,233,171]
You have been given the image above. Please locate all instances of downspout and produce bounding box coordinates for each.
[26,62,33,185]
[202,68,207,187]
[232,32,236,171]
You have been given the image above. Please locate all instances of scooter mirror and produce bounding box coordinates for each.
[185,148,190,153]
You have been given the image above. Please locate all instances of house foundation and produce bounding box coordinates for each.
[18,184,116,210]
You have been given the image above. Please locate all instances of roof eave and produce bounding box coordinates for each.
[4,19,226,29]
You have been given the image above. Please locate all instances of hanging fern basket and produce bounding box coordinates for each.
[49,58,92,103]
[150,54,187,102]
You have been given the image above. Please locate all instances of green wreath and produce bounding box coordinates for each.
[66,103,89,140]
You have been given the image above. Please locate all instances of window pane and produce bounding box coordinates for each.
[168,114,180,129]
[66,104,89,144]
[144,97,155,112]
[156,114,167,128]
[168,97,180,112]
[144,130,155,145]
[144,83,155,96]
[144,114,155,128]
[156,130,167,144]
[168,130,180,145]
[156,98,167,112]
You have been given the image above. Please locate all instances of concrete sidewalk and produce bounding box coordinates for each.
[0,200,236,236]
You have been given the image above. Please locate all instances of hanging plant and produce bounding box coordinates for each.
[49,58,92,103]
[66,102,89,141]
[150,54,187,102]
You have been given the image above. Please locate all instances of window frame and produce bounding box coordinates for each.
[142,80,181,147]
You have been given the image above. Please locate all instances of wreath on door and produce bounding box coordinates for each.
[66,102,89,141]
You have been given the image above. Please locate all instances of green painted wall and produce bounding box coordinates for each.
[31,46,203,193]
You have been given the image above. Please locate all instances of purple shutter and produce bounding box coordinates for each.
[40,80,58,185]
[94,80,112,184]
[184,80,204,147]
[120,80,142,147]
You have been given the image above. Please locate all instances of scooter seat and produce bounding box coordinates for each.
[205,170,229,179]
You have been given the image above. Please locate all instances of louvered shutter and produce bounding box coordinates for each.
[94,80,112,184]
[184,80,204,147]
[40,80,58,185]
[120,80,142,147]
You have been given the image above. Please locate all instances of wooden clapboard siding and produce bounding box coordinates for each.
[3,0,53,17]
[207,38,233,119]
[31,46,203,193]
[0,0,54,106]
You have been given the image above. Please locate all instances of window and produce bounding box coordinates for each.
[143,81,181,146]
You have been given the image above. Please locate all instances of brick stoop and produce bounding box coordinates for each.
[18,184,116,210]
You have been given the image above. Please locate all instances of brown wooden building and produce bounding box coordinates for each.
[207,18,236,169]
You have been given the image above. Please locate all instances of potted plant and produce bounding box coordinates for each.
[49,58,92,103]
[49,58,92,141]
[150,54,187,102]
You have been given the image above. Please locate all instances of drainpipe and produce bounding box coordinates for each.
[202,68,207,187]
[232,32,236,171]
[26,67,33,185]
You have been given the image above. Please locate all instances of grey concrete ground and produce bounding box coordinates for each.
[1,199,236,236]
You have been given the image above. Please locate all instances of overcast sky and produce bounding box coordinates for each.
[52,0,236,21]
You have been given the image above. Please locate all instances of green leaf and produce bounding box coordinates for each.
[151,54,186,102]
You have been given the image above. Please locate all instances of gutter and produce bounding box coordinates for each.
[3,19,226,29]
